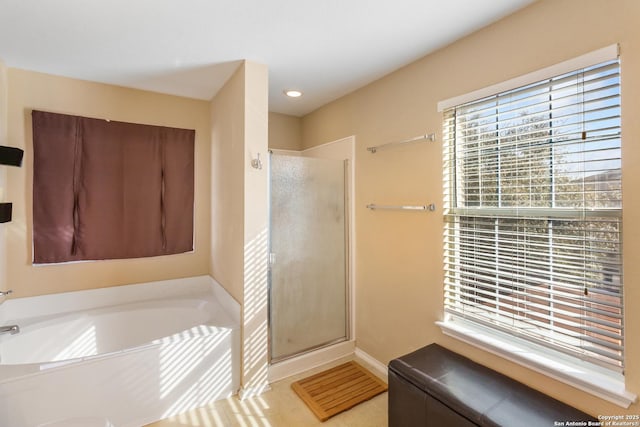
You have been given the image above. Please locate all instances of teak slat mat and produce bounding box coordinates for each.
[291,361,388,422]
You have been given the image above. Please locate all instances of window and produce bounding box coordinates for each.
[442,58,623,374]
[32,110,195,264]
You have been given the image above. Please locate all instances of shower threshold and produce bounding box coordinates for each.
[268,339,356,383]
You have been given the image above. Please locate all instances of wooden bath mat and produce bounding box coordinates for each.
[291,361,388,421]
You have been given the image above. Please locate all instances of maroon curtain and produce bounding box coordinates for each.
[32,110,195,264]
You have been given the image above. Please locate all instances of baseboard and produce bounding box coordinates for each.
[354,347,388,382]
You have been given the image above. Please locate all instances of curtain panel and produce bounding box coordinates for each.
[32,110,195,264]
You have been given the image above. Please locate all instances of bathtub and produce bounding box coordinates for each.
[0,275,241,427]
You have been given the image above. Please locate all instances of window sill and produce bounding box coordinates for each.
[436,319,637,408]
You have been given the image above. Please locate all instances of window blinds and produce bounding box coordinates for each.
[442,59,623,372]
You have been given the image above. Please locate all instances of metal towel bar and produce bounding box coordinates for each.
[366,204,436,212]
[367,133,436,153]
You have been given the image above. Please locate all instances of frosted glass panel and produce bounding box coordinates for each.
[269,154,347,362]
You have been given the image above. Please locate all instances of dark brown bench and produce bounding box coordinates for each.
[388,343,596,426]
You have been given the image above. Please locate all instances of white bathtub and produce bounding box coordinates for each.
[0,276,241,427]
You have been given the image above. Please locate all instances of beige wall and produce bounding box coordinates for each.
[268,112,302,151]
[302,0,640,416]
[5,69,211,298]
[210,63,246,303]
[241,61,270,396]
[210,61,270,395]
[0,61,8,293]
[0,61,7,163]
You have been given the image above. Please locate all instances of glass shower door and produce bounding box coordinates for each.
[269,153,348,362]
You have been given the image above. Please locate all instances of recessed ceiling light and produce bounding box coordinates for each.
[284,89,302,98]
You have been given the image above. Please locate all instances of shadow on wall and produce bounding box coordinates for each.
[241,227,270,397]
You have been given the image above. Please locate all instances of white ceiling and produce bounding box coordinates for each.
[0,0,535,117]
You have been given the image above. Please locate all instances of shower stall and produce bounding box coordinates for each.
[268,152,350,363]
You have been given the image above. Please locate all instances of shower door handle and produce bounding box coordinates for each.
[268,253,276,266]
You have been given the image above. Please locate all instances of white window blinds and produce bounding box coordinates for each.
[442,58,623,372]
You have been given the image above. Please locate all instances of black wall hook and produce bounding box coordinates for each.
[0,146,24,167]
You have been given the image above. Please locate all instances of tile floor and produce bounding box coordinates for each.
[146,356,388,427]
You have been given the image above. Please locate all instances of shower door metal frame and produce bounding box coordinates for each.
[267,152,351,364]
